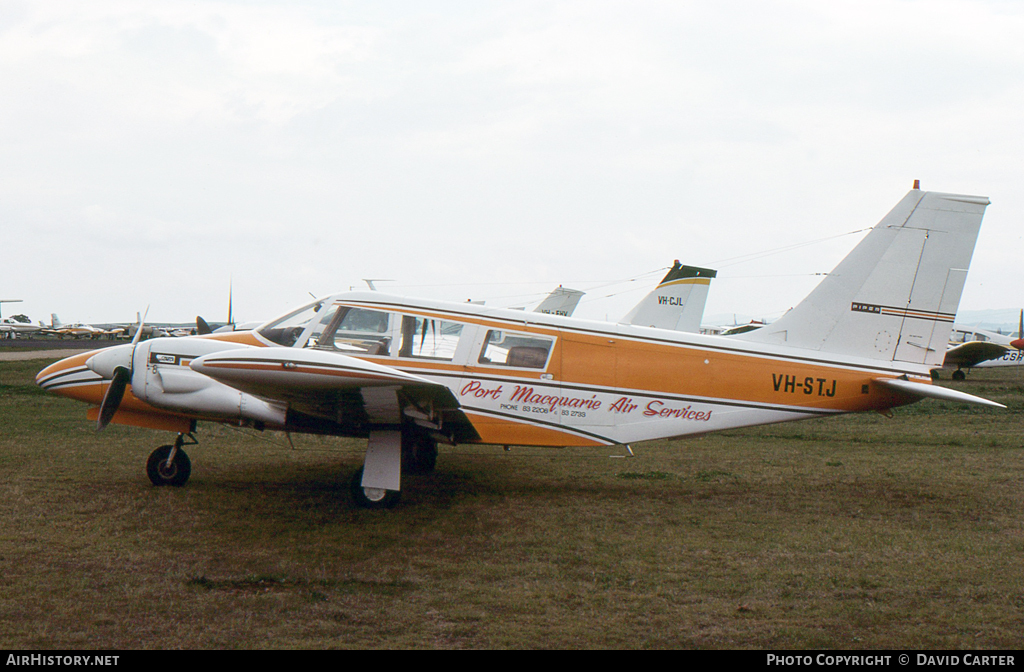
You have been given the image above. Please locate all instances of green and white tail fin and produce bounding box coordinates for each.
[621,262,717,332]
[734,186,990,368]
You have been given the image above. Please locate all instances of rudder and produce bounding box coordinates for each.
[734,187,989,367]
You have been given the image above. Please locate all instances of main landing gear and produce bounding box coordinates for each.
[348,429,440,510]
[146,433,195,487]
[349,466,401,509]
[142,428,439,509]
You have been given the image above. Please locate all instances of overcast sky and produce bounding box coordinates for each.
[2,0,1022,326]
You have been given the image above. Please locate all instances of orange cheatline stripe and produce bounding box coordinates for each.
[461,411,609,447]
[199,360,414,384]
[659,277,712,287]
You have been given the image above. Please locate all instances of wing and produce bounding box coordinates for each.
[943,341,1011,368]
[190,347,479,442]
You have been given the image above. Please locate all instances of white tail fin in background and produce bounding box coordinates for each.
[621,262,717,332]
[734,187,989,367]
[534,287,585,317]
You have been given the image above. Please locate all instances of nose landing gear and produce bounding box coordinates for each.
[146,433,196,486]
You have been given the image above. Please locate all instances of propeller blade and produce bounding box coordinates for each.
[132,307,150,345]
[97,366,130,431]
[1018,309,1022,340]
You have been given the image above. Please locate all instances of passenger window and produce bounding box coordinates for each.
[478,330,553,369]
[399,316,463,360]
[319,307,393,356]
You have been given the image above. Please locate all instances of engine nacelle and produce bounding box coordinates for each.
[130,338,287,428]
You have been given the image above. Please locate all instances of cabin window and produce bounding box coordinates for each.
[258,300,327,347]
[318,307,393,356]
[399,315,463,361]
[478,330,553,369]
[304,304,343,348]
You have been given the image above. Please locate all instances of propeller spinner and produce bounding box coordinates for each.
[1011,309,1024,350]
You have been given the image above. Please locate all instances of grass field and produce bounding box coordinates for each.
[2,357,1023,649]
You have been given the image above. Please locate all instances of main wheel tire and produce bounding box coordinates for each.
[952,369,967,381]
[147,445,192,487]
[350,467,401,509]
[402,432,438,474]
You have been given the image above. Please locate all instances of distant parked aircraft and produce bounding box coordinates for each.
[936,313,1024,379]
[620,262,716,332]
[534,287,585,317]
[0,315,41,338]
[44,314,122,339]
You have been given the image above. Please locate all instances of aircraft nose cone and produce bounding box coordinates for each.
[86,344,134,378]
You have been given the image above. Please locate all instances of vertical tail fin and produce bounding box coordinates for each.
[620,262,717,332]
[735,187,990,367]
[534,287,585,317]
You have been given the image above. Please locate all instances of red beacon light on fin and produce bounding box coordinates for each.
[913,179,921,190]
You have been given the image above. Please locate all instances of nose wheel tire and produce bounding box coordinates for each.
[147,445,192,487]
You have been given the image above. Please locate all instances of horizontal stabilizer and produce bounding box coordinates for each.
[874,377,1004,408]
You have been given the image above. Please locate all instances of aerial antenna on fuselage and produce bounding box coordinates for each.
[363,279,394,291]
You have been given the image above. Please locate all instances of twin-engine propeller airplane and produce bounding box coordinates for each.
[37,185,1003,508]
[935,313,1024,379]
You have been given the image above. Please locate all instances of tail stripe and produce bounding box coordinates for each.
[851,302,956,323]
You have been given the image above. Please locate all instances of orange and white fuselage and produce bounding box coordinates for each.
[37,291,935,448]
[37,187,1000,452]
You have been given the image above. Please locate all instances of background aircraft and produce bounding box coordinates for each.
[534,287,585,317]
[0,300,35,338]
[0,316,41,338]
[620,262,716,332]
[936,312,1024,379]
[0,301,38,338]
[41,314,122,339]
